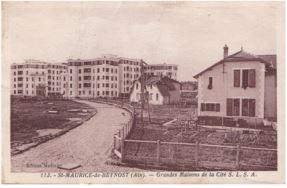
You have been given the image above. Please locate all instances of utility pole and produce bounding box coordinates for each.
[140,60,146,126]
[146,90,151,123]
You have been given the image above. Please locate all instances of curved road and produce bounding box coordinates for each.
[11,100,138,172]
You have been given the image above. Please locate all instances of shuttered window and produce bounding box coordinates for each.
[234,70,241,87]
[242,98,256,117]
[242,70,249,89]
[201,103,205,111]
[249,99,256,117]
[226,99,233,116]
[215,104,220,112]
[240,69,256,88]
[201,103,220,112]
[248,69,256,87]
[226,98,240,116]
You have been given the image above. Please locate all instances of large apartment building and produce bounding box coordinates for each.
[11,59,67,97]
[144,63,178,80]
[67,55,144,98]
[11,55,178,99]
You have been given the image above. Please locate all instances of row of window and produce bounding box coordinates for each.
[78,90,118,96]
[70,75,118,81]
[13,70,46,75]
[123,66,140,72]
[68,60,120,66]
[47,70,64,74]
[69,67,118,74]
[207,69,256,90]
[70,83,118,89]
[124,73,139,79]
[200,98,256,117]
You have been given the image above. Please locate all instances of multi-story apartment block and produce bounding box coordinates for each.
[144,63,178,80]
[11,60,67,97]
[11,56,178,99]
[67,55,144,99]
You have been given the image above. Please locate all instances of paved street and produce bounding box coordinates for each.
[11,100,141,172]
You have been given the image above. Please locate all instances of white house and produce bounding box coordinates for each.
[130,76,181,105]
[193,45,277,126]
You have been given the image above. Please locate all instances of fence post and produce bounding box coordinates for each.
[195,141,199,168]
[121,129,125,163]
[236,144,240,170]
[122,127,125,139]
[157,140,161,165]
[113,134,116,150]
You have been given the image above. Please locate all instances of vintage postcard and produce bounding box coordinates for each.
[1,1,285,184]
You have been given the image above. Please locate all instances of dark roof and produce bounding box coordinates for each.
[193,49,273,79]
[258,55,277,68]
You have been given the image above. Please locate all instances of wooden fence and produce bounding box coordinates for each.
[117,139,277,170]
[92,99,277,170]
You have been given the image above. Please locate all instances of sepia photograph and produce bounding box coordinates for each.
[1,1,285,184]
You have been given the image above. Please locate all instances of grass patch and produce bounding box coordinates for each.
[11,98,95,142]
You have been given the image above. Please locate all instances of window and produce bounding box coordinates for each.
[70,84,72,88]
[200,103,220,112]
[156,93,159,101]
[84,76,91,80]
[208,77,213,89]
[79,84,82,88]
[242,99,256,117]
[79,77,82,81]
[242,69,256,89]
[226,98,240,116]
[97,68,100,73]
[97,76,100,80]
[84,83,91,88]
[70,69,72,74]
[79,69,82,74]
[70,76,72,81]
[136,83,139,90]
[84,68,91,73]
[234,70,241,87]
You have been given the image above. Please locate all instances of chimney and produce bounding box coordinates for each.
[223,44,228,59]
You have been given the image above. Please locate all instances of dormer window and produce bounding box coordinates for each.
[208,77,213,89]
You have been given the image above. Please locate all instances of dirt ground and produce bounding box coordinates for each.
[12,100,146,172]
[126,104,277,170]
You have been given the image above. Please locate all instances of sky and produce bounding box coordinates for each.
[3,1,283,81]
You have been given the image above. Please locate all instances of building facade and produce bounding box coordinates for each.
[11,60,67,97]
[11,56,179,99]
[194,45,277,126]
[66,55,143,98]
[130,76,181,105]
[144,63,178,80]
